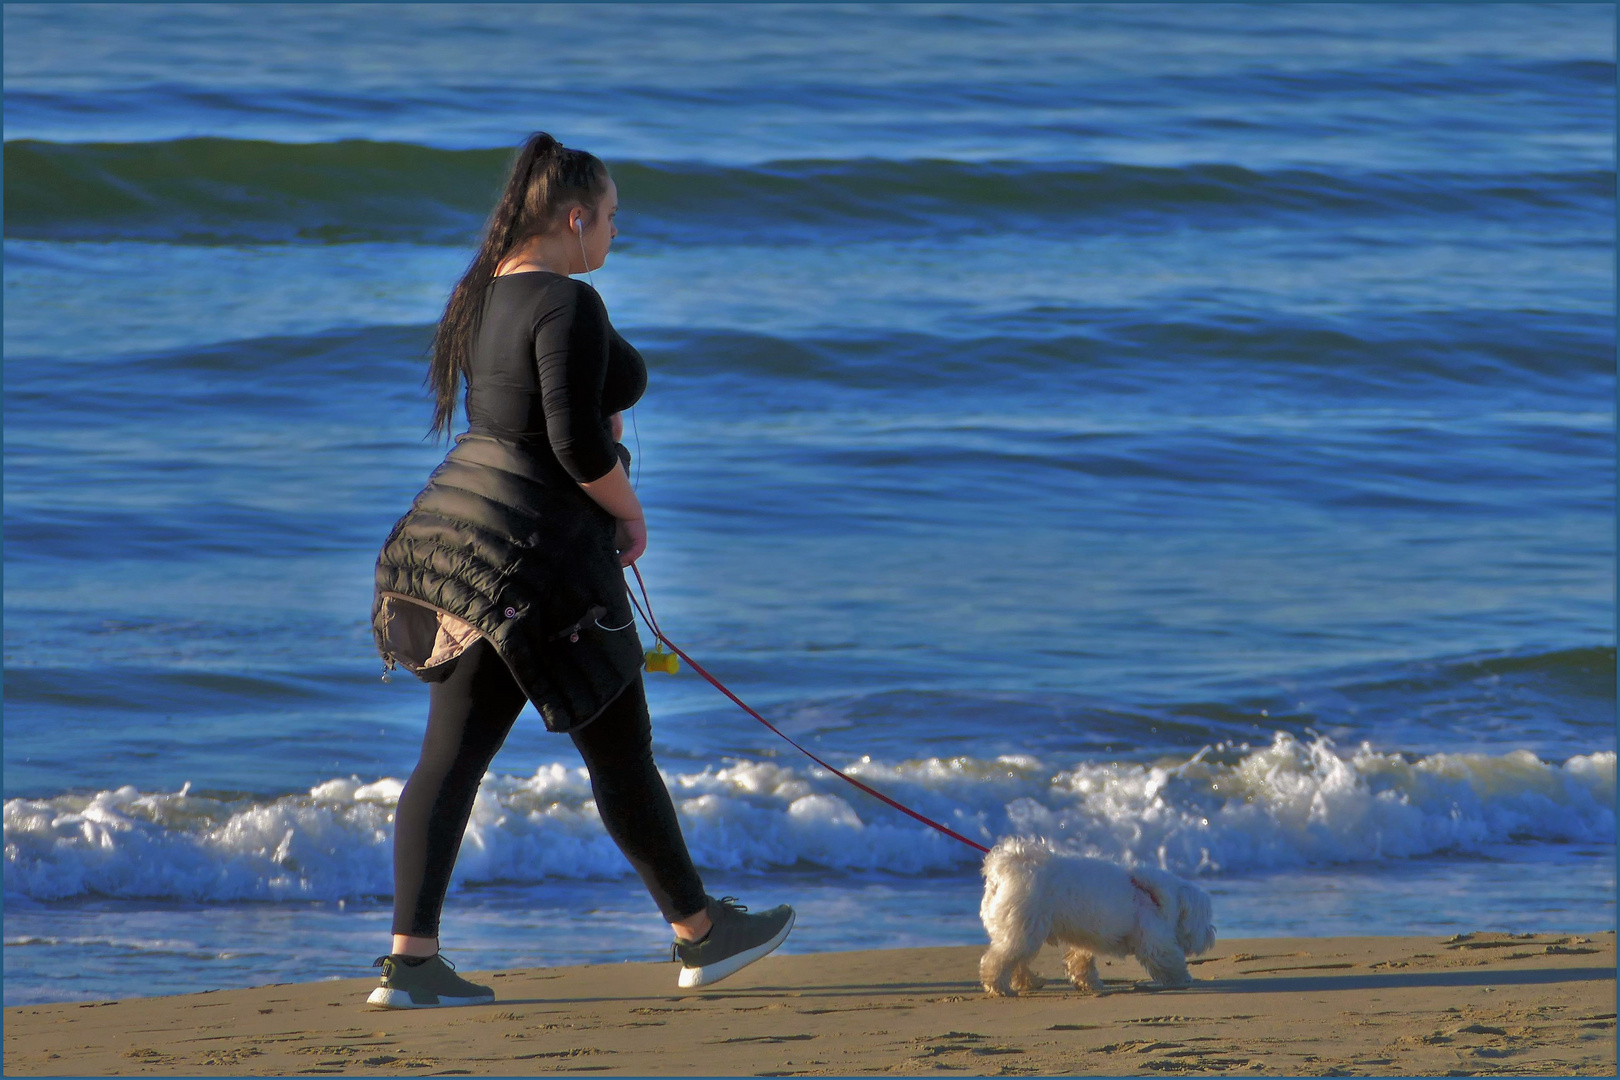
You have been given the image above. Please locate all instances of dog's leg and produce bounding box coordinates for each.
[979,943,1020,997]
[981,924,1045,998]
[1010,959,1046,992]
[979,882,1048,998]
[1135,928,1193,989]
[1062,946,1104,994]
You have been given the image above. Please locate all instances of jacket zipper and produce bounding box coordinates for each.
[548,604,608,643]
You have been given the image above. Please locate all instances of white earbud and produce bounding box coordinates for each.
[575,216,595,287]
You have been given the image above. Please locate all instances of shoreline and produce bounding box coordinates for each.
[4,931,1614,1076]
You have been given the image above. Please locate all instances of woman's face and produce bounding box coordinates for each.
[574,176,618,272]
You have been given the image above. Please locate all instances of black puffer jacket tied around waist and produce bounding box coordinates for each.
[372,433,644,733]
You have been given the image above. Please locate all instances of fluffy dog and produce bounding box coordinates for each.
[978,837,1216,996]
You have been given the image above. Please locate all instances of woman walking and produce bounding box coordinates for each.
[367,132,794,1008]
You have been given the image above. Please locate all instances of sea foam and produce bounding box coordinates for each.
[4,734,1612,902]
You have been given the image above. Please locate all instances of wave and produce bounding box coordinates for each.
[37,303,1600,394]
[3,139,505,245]
[1326,645,1617,718]
[5,138,1611,244]
[5,735,1612,902]
[634,310,1616,389]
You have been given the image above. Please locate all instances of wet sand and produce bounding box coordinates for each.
[4,931,1614,1076]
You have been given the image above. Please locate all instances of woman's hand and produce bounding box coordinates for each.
[613,515,647,567]
[579,462,644,565]
[609,411,624,442]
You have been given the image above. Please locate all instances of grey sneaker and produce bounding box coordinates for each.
[673,895,795,989]
[366,953,494,1009]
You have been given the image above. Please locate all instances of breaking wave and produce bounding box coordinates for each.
[5,733,1612,902]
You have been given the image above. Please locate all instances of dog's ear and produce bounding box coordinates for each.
[1175,883,1217,955]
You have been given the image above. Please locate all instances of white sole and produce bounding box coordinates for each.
[677,909,795,989]
[366,986,494,1009]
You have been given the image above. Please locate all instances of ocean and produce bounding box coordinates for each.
[3,2,1614,1007]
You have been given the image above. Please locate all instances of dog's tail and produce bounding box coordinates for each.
[983,835,1055,876]
[980,837,1055,925]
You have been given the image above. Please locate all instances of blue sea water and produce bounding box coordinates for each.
[2,3,1614,1007]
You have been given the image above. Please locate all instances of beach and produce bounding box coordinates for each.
[5,931,1613,1076]
[4,2,1613,1017]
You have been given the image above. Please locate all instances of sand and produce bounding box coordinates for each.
[4,931,1614,1076]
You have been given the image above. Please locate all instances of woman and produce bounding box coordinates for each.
[367,132,794,1008]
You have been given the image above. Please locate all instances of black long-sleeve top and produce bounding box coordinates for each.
[466,271,647,483]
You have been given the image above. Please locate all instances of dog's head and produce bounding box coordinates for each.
[1173,881,1217,956]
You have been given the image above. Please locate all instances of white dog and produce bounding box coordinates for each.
[978,837,1216,996]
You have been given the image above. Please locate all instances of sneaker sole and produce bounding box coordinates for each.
[677,909,795,989]
[366,986,494,1009]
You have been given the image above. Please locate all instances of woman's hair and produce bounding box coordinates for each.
[426,131,612,441]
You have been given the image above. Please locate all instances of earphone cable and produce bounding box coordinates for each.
[576,223,596,291]
[630,408,641,489]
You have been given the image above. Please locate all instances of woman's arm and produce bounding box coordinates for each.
[535,283,647,565]
[579,462,646,566]
[536,283,621,484]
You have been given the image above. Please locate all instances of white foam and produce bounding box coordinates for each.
[4,734,1612,901]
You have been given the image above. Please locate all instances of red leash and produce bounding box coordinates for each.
[626,565,990,855]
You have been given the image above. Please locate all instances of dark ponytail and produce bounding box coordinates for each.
[426,132,611,441]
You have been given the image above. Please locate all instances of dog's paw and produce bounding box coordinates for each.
[1010,972,1046,992]
[1062,948,1104,993]
[980,983,1019,998]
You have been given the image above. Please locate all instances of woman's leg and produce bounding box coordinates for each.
[568,674,709,924]
[391,637,528,949]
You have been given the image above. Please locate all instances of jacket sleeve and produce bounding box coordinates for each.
[534,280,620,484]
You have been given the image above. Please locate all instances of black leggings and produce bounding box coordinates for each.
[391,636,708,936]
